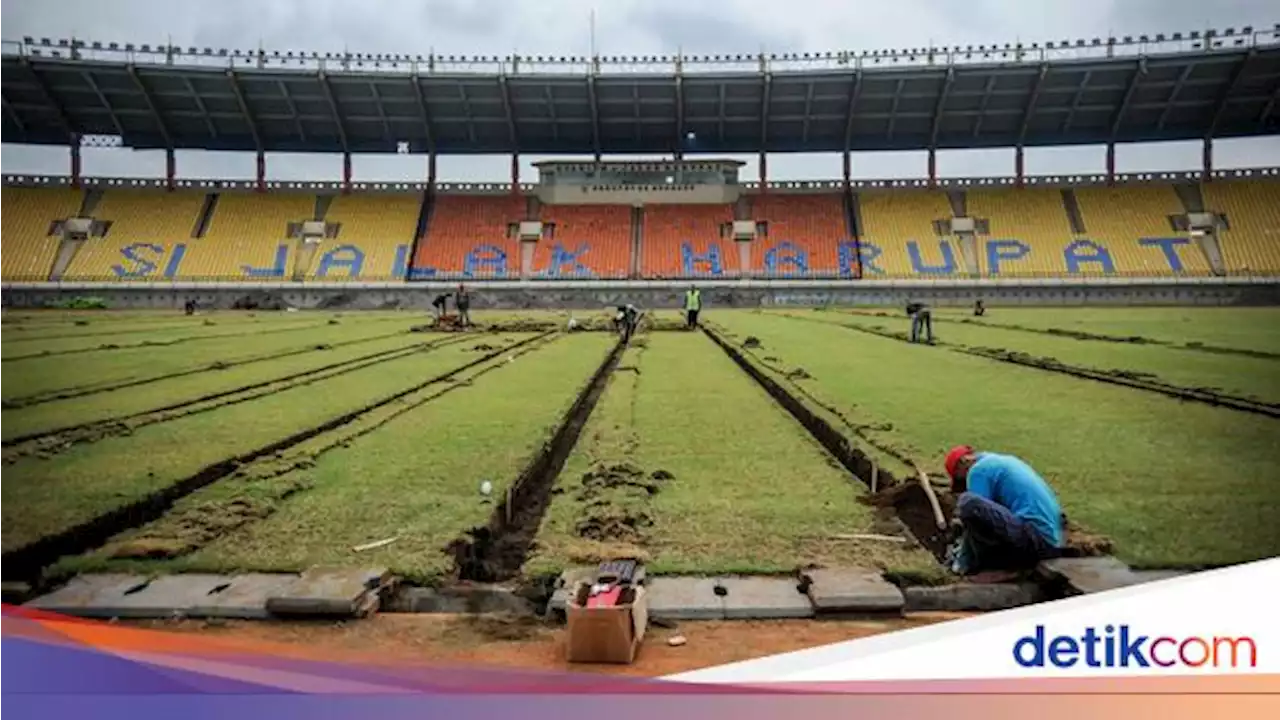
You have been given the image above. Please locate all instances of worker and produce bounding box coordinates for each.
[430,292,451,323]
[907,301,933,344]
[614,304,641,343]
[974,299,986,317]
[183,299,197,316]
[684,285,702,329]
[943,446,1064,575]
[455,284,472,328]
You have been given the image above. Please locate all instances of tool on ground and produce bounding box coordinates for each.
[911,462,949,531]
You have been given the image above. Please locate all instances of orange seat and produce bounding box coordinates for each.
[752,194,848,275]
[414,195,526,278]
[640,204,736,278]
[536,204,632,278]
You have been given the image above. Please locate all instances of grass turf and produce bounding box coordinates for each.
[712,311,1280,568]
[527,332,940,578]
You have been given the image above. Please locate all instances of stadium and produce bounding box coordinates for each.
[2,17,1279,657]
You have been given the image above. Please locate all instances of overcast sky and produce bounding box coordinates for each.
[2,0,1278,181]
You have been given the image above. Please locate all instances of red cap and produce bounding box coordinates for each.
[944,445,974,479]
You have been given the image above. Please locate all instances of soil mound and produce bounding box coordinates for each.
[574,463,673,543]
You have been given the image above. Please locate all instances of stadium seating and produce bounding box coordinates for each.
[318,193,421,280]
[190,192,315,280]
[967,188,1075,276]
[1204,181,1280,273]
[62,190,205,280]
[1,187,86,281]
[640,204,737,277]
[414,195,526,278]
[1073,186,1209,275]
[536,204,632,278]
[751,193,848,276]
[857,190,956,276]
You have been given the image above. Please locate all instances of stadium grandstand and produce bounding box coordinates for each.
[2,27,1279,292]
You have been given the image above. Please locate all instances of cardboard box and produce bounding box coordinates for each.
[565,583,648,664]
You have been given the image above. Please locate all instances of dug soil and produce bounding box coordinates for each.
[136,613,971,677]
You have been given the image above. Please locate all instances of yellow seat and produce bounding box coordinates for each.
[62,190,204,280]
[967,188,1074,276]
[1203,181,1280,274]
[1,187,84,281]
[1074,186,1207,275]
[190,193,315,280]
[314,194,421,280]
[858,190,955,276]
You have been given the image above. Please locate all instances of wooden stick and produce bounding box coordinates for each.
[506,487,513,525]
[825,533,907,543]
[870,461,879,494]
[912,462,948,531]
[352,537,399,552]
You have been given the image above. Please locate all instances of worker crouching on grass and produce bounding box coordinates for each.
[943,446,1064,576]
[614,304,642,343]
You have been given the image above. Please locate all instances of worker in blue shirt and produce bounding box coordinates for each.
[943,445,1064,575]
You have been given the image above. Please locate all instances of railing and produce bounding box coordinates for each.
[5,167,1278,193]
[3,24,1278,76]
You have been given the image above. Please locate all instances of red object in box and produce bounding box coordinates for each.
[586,585,623,608]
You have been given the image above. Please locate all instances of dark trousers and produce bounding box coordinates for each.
[956,493,1057,572]
[686,309,700,328]
[910,312,933,343]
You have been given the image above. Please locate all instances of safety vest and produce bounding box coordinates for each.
[684,290,701,311]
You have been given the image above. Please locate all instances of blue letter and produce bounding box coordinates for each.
[1063,239,1115,274]
[544,244,593,277]
[1014,626,1046,668]
[1049,636,1079,668]
[464,244,508,277]
[394,244,437,279]
[985,239,1030,275]
[1118,626,1150,668]
[242,244,288,278]
[763,242,809,276]
[112,243,163,278]
[162,244,187,279]
[1139,237,1191,273]
[849,241,885,275]
[681,243,723,276]
[907,240,956,275]
[317,244,365,278]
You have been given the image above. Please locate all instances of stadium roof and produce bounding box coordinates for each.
[3,28,1280,156]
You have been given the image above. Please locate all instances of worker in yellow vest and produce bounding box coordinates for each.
[684,285,702,329]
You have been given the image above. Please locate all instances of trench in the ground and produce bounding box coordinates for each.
[4,327,420,408]
[701,326,953,563]
[787,313,1280,420]
[1,334,478,459]
[0,332,556,583]
[447,335,628,583]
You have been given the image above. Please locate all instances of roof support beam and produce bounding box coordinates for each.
[317,72,350,153]
[800,80,816,143]
[1155,64,1194,131]
[971,74,997,138]
[183,76,217,138]
[543,84,560,143]
[24,61,74,138]
[759,72,772,149]
[842,70,863,152]
[717,82,727,146]
[885,78,906,139]
[2,94,26,133]
[586,74,600,158]
[128,65,172,148]
[81,70,126,138]
[1258,84,1280,132]
[929,67,955,147]
[1109,57,1147,140]
[226,70,263,151]
[674,74,684,157]
[1061,70,1093,132]
[409,75,436,153]
[367,81,394,145]
[498,75,518,150]
[1017,64,1049,145]
[458,83,477,145]
[1205,49,1255,140]
[277,79,307,144]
